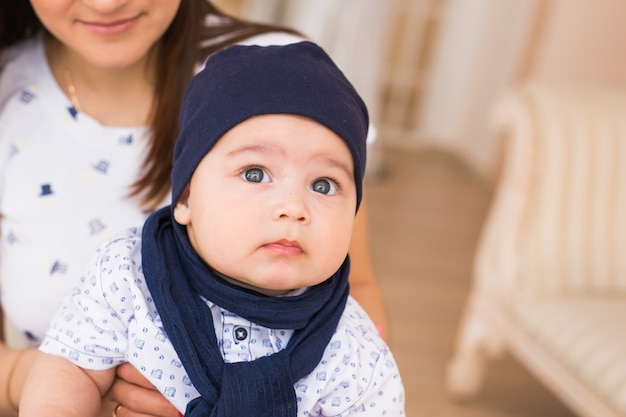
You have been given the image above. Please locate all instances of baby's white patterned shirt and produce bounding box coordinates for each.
[41,228,405,416]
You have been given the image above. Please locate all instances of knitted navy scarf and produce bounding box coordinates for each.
[142,206,350,417]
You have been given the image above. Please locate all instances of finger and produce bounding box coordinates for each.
[105,377,180,417]
[104,399,175,417]
[115,363,155,389]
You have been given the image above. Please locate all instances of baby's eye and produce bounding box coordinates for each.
[241,167,270,183]
[311,178,338,195]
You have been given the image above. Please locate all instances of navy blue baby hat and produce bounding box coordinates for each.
[170,41,369,212]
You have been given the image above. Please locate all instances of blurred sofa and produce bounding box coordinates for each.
[446,82,626,417]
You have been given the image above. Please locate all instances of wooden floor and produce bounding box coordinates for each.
[365,147,578,417]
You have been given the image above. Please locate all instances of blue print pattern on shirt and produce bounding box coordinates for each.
[93,160,110,174]
[88,219,107,236]
[9,143,19,158]
[49,261,67,275]
[68,106,79,119]
[119,135,134,145]
[7,231,17,244]
[20,89,36,103]
[39,183,53,197]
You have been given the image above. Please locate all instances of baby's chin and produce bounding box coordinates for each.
[210,268,297,296]
[231,276,306,297]
[212,260,338,296]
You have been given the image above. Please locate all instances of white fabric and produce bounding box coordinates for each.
[41,228,405,415]
[513,297,626,415]
[0,35,151,343]
[203,31,305,49]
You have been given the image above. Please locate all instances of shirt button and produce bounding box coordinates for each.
[234,326,248,341]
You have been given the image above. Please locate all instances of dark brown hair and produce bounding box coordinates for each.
[0,1,300,209]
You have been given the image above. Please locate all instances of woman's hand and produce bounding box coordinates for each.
[101,363,180,417]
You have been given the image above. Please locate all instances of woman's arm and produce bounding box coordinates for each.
[348,196,390,342]
[0,342,37,417]
[19,351,115,417]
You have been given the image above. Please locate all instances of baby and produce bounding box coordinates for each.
[20,41,405,417]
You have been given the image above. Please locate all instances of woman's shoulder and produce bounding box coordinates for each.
[0,34,44,104]
[195,31,308,72]
[1,34,43,75]
[2,34,29,62]
[237,31,307,47]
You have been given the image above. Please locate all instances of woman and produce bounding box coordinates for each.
[0,1,389,416]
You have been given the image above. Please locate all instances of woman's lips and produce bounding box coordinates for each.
[80,15,142,36]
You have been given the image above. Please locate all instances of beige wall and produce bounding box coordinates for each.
[529,0,626,87]
[415,0,537,177]
[416,0,626,178]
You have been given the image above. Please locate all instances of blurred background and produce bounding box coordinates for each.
[213,1,626,416]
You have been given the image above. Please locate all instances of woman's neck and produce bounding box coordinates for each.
[45,34,156,127]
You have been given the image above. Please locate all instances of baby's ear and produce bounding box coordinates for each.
[173,186,191,225]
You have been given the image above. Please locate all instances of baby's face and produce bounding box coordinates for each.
[174,114,356,296]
